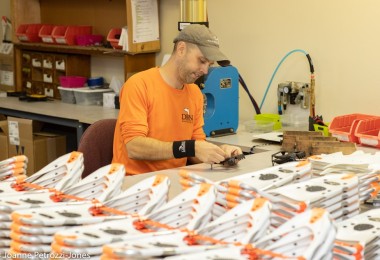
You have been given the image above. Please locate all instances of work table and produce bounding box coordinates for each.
[0,96,119,145]
[0,96,119,124]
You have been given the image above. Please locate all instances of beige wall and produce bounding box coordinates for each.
[159,0,380,123]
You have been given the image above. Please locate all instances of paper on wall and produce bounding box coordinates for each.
[131,0,160,43]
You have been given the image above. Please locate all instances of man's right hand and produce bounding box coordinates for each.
[195,140,227,164]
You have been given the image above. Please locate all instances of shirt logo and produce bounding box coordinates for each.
[182,107,193,123]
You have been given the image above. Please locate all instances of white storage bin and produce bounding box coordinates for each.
[55,59,66,70]
[43,73,53,83]
[43,59,53,68]
[73,88,113,106]
[58,86,76,104]
[32,58,42,67]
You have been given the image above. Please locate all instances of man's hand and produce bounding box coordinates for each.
[219,144,243,157]
[194,142,244,165]
[194,140,226,164]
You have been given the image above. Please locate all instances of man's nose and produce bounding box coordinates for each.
[200,64,209,75]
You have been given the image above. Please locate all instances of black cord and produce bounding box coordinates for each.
[219,64,261,115]
[238,73,261,115]
[306,54,314,73]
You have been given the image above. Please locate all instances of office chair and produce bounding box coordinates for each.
[78,118,117,178]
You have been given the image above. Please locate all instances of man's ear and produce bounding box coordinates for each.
[176,41,187,56]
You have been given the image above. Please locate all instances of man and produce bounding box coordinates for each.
[113,24,242,175]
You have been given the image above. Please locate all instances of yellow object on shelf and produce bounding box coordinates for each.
[313,123,330,136]
[254,113,282,130]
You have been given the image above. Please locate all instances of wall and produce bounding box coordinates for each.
[158,0,380,123]
[91,56,124,84]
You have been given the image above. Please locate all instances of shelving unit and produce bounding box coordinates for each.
[21,50,90,98]
[10,0,160,93]
[0,53,14,91]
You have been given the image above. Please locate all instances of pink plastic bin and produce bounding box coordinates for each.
[59,76,87,88]
[355,118,380,148]
[107,28,122,49]
[16,24,44,42]
[39,25,56,43]
[329,113,378,143]
[75,35,103,46]
[53,25,92,45]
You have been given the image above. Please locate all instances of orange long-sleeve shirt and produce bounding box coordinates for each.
[112,67,206,174]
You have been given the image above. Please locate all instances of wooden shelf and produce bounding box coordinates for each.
[10,0,160,91]
[11,0,160,54]
[14,43,156,57]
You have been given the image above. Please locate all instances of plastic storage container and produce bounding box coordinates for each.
[329,113,378,143]
[16,24,44,42]
[53,25,92,45]
[73,88,113,106]
[107,28,122,49]
[280,113,309,131]
[38,25,56,43]
[58,86,76,104]
[51,26,67,44]
[244,120,274,133]
[355,118,380,148]
[59,76,87,88]
[75,35,103,46]
[254,113,282,130]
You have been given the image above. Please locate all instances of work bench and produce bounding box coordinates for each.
[0,96,119,146]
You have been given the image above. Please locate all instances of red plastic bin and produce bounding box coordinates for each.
[51,26,68,44]
[329,113,378,143]
[53,25,92,45]
[355,118,380,148]
[16,24,44,42]
[39,25,56,43]
[107,28,122,49]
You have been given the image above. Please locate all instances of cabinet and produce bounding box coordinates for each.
[10,0,160,93]
[21,51,90,98]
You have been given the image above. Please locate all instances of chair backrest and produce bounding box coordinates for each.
[78,118,117,178]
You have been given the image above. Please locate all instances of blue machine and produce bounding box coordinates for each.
[200,66,239,137]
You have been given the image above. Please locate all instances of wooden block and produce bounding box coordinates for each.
[281,131,354,156]
[283,131,323,136]
[282,135,336,152]
[311,141,357,155]
[297,136,337,141]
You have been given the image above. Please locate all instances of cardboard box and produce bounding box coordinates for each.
[7,117,66,175]
[0,120,9,161]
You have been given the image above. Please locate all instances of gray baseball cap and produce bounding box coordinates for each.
[173,24,230,66]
